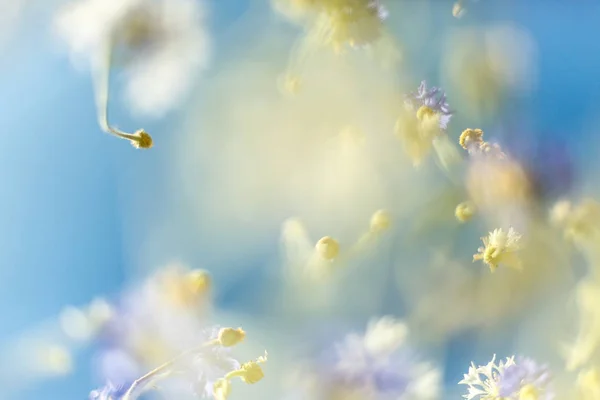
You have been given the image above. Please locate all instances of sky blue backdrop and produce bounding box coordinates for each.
[0,0,598,398]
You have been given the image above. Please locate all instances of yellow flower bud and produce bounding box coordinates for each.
[130,129,153,149]
[370,209,392,232]
[186,269,211,295]
[455,201,476,223]
[316,236,340,260]
[458,128,484,150]
[218,327,246,347]
[225,352,268,384]
[213,378,231,400]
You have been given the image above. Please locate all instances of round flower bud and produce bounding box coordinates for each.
[239,361,265,384]
[131,129,153,149]
[370,209,392,232]
[186,269,211,296]
[316,236,340,260]
[459,128,484,150]
[549,200,572,226]
[218,327,246,347]
[454,201,476,223]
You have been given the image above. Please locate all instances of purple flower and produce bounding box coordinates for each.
[320,317,440,399]
[405,81,453,129]
[498,357,554,400]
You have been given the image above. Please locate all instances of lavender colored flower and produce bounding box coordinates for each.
[459,355,554,400]
[498,357,554,400]
[325,317,440,399]
[405,81,453,130]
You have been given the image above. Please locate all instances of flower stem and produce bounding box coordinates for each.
[121,339,220,400]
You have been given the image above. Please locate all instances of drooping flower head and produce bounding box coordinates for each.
[459,355,553,400]
[324,317,441,399]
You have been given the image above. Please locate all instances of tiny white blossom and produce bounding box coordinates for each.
[473,228,523,272]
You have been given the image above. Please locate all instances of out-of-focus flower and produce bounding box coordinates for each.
[565,280,600,371]
[473,227,523,272]
[395,81,453,167]
[459,355,553,400]
[37,345,73,376]
[577,368,600,400]
[328,316,441,399]
[442,25,537,120]
[157,266,212,308]
[460,129,532,218]
[452,1,466,18]
[89,265,251,399]
[369,209,392,233]
[497,357,553,400]
[455,201,476,223]
[55,0,210,117]
[550,198,600,256]
[59,298,114,342]
[275,0,388,51]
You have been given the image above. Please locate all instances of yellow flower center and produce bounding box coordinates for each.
[519,384,539,400]
[416,105,436,121]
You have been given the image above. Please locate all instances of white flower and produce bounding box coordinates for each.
[473,228,523,272]
[55,0,210,116]
[458,355,515,399]
[363,316,408,356]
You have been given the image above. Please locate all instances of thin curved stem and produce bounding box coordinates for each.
[92,39,138,142]
[120,339,220,400]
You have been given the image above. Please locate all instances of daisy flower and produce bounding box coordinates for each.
[473,228,523,272]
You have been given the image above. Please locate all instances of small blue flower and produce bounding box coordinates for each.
[498,357,554,400]
[405,81,453,130]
